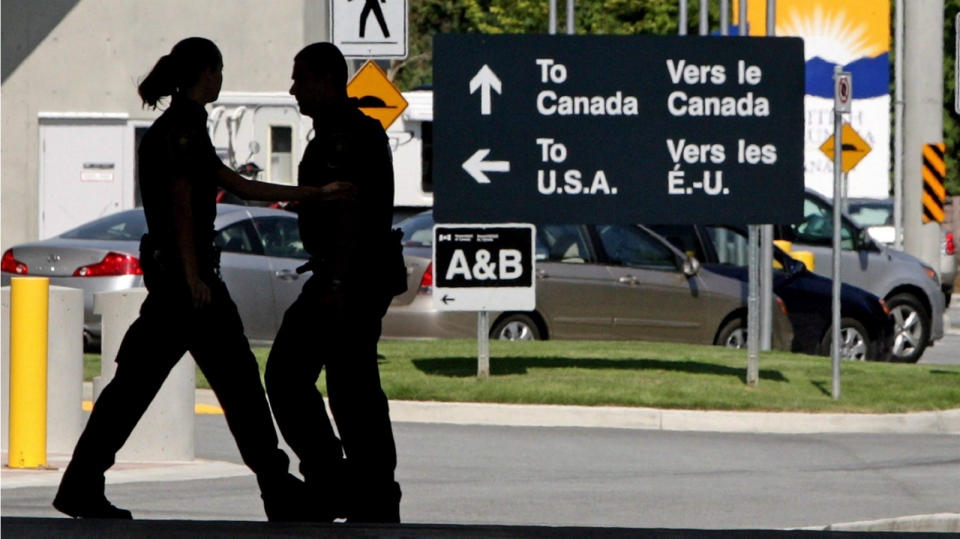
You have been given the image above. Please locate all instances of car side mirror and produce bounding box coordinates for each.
[682,256,700,277]
[860,229,882,251]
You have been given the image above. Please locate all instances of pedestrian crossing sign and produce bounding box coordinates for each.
[330,0,408,59]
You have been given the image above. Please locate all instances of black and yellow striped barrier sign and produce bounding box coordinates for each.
[922,142,946,223]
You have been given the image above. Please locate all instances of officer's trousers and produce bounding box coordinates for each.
[265,276,399,518]
[59,275,290,495]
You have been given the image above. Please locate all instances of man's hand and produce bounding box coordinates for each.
[187,275,212,310]
[322,289,345,312]
[309,181,357,202]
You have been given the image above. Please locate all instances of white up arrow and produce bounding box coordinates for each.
[462,149,510,184]
[469,65,502,115]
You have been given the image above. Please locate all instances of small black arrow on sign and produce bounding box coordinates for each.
[442,294,455,304]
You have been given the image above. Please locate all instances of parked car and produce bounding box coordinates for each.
[763,190,945,363]
[648,224,895,361]
[846,197,956,307]
[1,205,310,349]
[383,211,794,351]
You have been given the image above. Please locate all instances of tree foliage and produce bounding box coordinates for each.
[390,0,718,90]
[943,0,958,195]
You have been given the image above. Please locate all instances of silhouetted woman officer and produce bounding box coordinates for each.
[53,37,349,520]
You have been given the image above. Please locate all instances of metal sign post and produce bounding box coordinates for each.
[433,224,536,380]
[831,66,852,400]
[746,225,760,386]
[728,0,761,386]
[478,311,490,379]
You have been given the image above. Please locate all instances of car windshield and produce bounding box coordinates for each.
[59,210,148,241]
[847,202,893,228]
[701,226,798,272]
[789,196,857,249]
[397,212,435,247]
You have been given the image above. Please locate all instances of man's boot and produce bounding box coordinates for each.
[345,481,401,524]
[53,472,132,519]
[259,472,315,522]
[301,458,350,522]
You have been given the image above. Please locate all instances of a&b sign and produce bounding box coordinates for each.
[433,224,536,312]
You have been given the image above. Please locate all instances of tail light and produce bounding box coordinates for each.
[418,262,433,294]
[73,252,142,277]
[1,249,28,274]
[946,232,955,256]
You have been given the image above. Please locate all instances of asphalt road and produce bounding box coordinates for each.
[920,332,960,365]
[4,417,958,530]
[920,296,960,365]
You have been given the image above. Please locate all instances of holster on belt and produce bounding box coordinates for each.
[295,258,317,275]
[140,233,222,278]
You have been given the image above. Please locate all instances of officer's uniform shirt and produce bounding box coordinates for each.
[138,96,225,275]
[297,99,395,289]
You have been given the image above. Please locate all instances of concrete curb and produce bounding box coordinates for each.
[113,385,960,434]
[819,513,960,533]
[386,400,960,434]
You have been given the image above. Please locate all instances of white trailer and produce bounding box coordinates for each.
[209,90,434,219]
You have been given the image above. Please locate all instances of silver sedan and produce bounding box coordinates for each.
[1,205,310,348]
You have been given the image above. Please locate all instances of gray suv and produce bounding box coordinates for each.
[776,189,945,363]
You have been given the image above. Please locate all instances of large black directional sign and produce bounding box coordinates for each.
[433,224,535,311]
[433,34,805,225]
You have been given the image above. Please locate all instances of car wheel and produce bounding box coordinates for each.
[491,314,541,341]
[716,318,747,349]
[819,318,871,361]
[885,293,930,363]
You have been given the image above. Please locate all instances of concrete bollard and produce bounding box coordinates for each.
[2,285,84,458]
[93,288,194,462]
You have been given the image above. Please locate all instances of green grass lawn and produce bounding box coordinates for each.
[86,339,960,413]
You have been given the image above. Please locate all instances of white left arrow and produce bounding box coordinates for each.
[469,65,502,115]
[462,149,510,184]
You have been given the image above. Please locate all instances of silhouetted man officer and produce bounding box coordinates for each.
[265,42,405,523]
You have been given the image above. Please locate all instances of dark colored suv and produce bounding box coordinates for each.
[649,224,895,361]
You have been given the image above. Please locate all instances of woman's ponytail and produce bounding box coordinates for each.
[138,55,178,109]
[137,38,222,109]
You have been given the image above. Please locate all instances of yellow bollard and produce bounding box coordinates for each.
[8,277,49,469]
